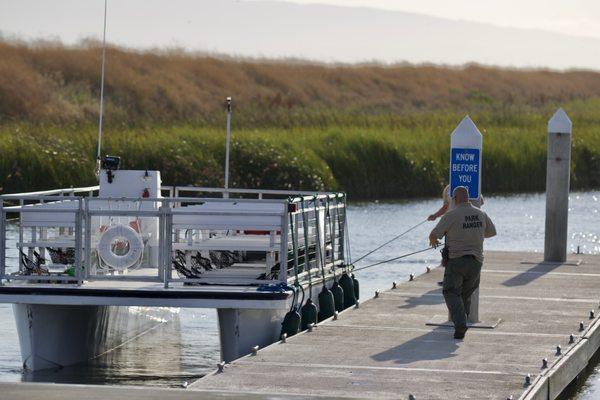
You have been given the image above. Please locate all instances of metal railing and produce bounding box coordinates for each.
[0,187,347,288]
[164,185,336,200]
[1,186,99,200]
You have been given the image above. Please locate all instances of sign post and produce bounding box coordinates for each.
[450,116,483,323]
[224,97,232,198]
[450,116,483,203]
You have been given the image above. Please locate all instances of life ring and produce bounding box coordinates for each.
[97,224,144,270]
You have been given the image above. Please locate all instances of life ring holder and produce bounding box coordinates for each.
[97,224,144,271]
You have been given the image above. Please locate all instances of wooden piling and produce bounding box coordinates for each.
[544,109,572,263]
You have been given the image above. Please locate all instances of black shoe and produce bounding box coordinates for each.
[437,281,443,286]
[454,326,468,339]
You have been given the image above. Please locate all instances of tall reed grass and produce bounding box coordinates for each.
[1,41,600,199]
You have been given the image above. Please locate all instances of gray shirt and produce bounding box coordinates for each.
[431,202,496,262]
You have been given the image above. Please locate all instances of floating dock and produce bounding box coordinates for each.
[3,250,599,399]
[190,250,600,399]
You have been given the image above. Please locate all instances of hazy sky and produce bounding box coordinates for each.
[284,0,600,39]
[1,0,599,68]
[2,0,599,42]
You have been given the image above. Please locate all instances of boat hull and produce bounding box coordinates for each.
[13,303,170,371]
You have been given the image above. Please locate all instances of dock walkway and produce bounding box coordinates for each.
[192,251,600,399]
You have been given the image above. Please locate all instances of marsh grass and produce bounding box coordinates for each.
[1,41,600,198]
[2,105,599,199]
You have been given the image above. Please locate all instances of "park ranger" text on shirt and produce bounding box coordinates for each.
[463,215,483,229]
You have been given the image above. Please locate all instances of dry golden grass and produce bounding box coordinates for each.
[1,40,600,126]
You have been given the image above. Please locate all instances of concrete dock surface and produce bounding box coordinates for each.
[192,251,600,399]
[0,381,358,399]
[3,251,600,399]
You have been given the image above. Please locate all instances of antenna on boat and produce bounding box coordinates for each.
[95,0,108,176]
[223,97,232,197]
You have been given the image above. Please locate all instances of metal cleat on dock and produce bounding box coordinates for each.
[251,345,259,356]
[217,362,225,373]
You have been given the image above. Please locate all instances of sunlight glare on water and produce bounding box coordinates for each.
[0,191,598,398]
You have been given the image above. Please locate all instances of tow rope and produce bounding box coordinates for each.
[353,219,428,263]
[352,246,435,273]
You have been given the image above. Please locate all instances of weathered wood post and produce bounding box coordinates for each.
[450,116,482,323]
[544,109,572,263]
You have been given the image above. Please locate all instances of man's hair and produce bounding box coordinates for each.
[452,186,469,203]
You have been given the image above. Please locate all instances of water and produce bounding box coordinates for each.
[0,191,599,397]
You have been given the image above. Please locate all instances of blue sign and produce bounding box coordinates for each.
[450,148,480,199]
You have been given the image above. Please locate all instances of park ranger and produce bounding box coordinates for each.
[428,186,496,339]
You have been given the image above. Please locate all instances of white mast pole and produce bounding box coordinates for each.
[96,0,108,172]
[224,97,232,197]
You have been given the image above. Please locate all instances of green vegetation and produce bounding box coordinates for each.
[1,41,600,199]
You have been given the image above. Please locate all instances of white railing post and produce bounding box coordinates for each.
[18,199,23,273]
[84,200,92,279]
[294,211,301,272]
[331,197,338,264]
[0,201,5,283]
[75,199,83,285]
[544,108,572,262]
[164,206,173,288]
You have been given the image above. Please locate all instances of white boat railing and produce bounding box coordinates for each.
[1,186,99,199]
[164,185,333,200]
[0,188,348,289]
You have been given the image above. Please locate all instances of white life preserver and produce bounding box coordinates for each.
[97,224,144,270]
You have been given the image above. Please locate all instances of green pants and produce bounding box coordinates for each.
[442,255,482,329]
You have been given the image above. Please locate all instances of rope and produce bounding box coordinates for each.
[352,247,435,273]
[312,196,327,286]
[288,210,303,310]
[342,194,352,265]
[300,199,313,296]
[353,219,428,263]
[325,196,337,280]
[333,196,347,272]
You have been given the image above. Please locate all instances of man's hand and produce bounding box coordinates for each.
[427,214,437,221]
[429,233,441,248]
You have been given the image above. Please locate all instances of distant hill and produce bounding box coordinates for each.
[1,0,600,69]
[1,40,600,126]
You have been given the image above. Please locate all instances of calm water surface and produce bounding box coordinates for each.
[0,192,599,397]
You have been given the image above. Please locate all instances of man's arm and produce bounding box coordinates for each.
[428,203,449,221]
[429,214,451,247]
[484,213,497,238]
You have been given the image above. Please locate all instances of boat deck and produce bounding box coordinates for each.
[190,250,600,399]
[0,265,291,309]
